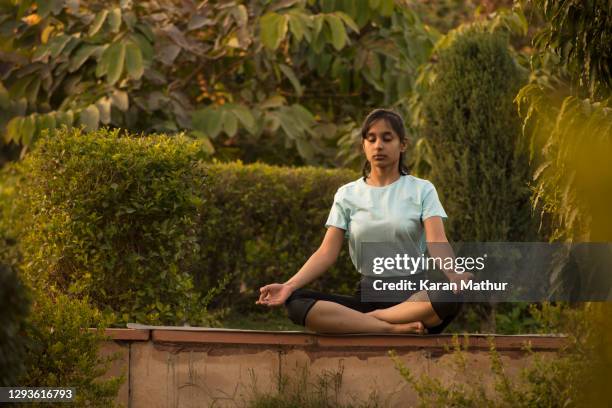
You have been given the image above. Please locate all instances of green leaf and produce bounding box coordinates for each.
[21,114,36,146]
[295,138,315,161]
[326,15,347,51]
[291,104,316,130]
[259,95,286,109]
[69,44,100,73]
[259,12,288,50]
[105,42,126,85]
[48,34,72,59]
[36,112,57,138]
[95,45,111,77]
[288,11,308,42]
[95,97,111,124]
[279,64,303,97]
[333,12,359,33]
[108,8,122,33]
[190,131,215,154]
[130,34,154,67]
[79,105,100,131]
[111,90,129,111]
[4,116,23,144]
[228,104,256,134]
[223,110,238,137]
[56,110,74,127]
[25,76,41,105]
[8,76,34,99]
[192,107,223,139]
[125,42,144,80]
[277,108,307,142]
[89,10,109,37]
[368,0,380,8]
[379,0,394,16]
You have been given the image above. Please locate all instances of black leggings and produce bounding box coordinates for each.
[284,277,462,334]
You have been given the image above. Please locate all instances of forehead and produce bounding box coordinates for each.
[367,119,395,134]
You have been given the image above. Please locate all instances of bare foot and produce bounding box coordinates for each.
[389,321,427,334]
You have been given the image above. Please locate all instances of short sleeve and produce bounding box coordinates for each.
[325,190,349,231]
[421,182,448,221]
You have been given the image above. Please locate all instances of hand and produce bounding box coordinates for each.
[255,283,295,307]
[448,272,474,294]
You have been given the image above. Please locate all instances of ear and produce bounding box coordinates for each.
[400,139,408,153]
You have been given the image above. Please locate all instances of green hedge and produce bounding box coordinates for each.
[196,162,358,311]
[4,127,359,323]
[8,127,214,325]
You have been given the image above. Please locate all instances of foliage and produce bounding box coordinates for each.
[2,127,358,319]
[0,263,30,386]
[529,0,612,100]
[19,288,124,407]
[515,0,612,243]
[515,89,612,242]
[195,161,358,312]
[390,303,612,408]
[420,26,533,243]
[0,0,440,167]
[247,361,381,408]
[5,126,217,325]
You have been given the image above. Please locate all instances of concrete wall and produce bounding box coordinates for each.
[101,328,564,408]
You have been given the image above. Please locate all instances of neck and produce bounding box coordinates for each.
[365,166,402,187]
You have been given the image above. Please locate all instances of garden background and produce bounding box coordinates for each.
[0,0,611,406]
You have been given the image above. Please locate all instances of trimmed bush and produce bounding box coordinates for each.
[422,27,534,242]
[0,264,29,386]
[10,127,214,325]
[196,162,358,311]
[19,288,123,407]
[5,127,360,322]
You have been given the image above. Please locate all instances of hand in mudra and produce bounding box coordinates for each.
[256,283,294,307]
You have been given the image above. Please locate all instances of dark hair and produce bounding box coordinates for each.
[361,108,410,181]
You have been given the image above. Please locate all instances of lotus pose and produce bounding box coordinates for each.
[257,109,469,334]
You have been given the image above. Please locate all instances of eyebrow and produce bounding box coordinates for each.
[367,131,393,137]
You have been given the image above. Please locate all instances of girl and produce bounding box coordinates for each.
[256,109,468,334]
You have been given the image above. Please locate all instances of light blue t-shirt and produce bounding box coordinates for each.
[325,175,447,276]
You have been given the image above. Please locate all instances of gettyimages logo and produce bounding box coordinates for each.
[372,253,487,275]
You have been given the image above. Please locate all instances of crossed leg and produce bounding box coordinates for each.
[365,290,443,328]
[304,300,426,334]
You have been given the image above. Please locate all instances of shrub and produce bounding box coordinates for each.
[11,127,214,325]
[5,126,359,321]
[246,361,381,408]
[0,263,29,386]
[195,162,358,311]
[19,288,124,407]
[422,27,533,242]
[420,26,537,332]
[391,303,612,407]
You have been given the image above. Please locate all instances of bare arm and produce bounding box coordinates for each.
[256,226,345,306]
[284,226,345,290]
[424,216,472,291]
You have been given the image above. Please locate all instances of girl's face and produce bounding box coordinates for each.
[362,119,406,172]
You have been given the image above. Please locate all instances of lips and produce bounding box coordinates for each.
[372,155,386,160]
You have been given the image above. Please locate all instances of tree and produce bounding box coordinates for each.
[0,0,439,167]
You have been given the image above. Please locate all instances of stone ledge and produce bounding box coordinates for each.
[99,325,566,352]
